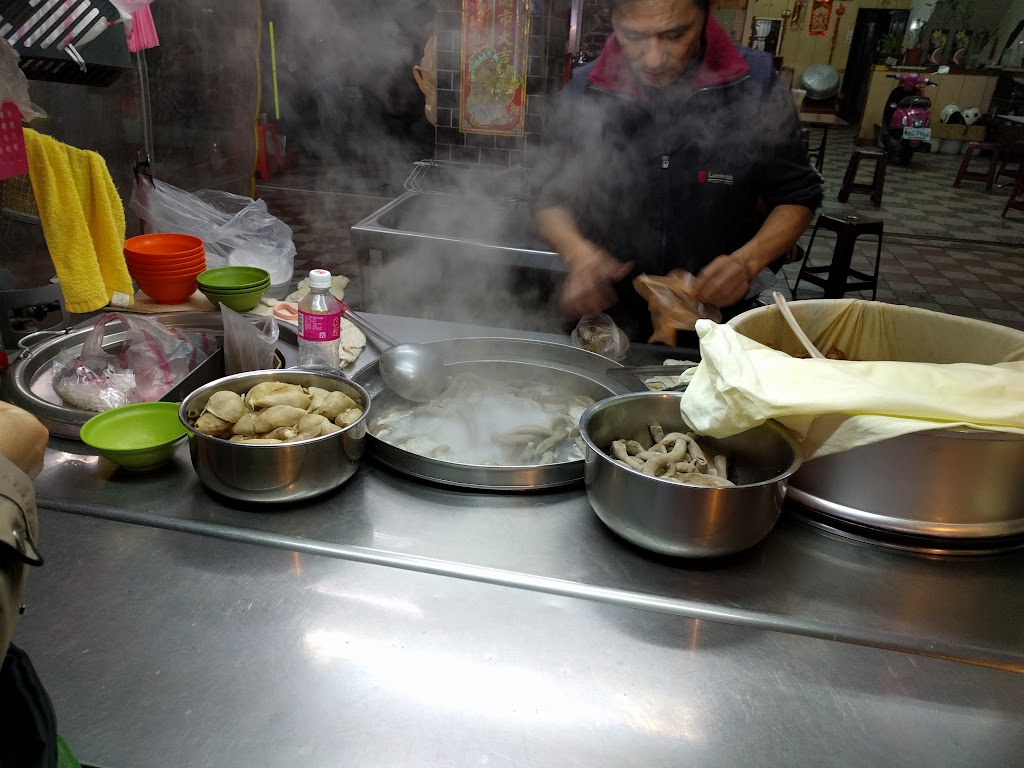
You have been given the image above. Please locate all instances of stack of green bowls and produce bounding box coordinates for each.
[197,267,272,311]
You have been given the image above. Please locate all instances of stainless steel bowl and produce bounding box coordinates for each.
[179,370,369,503]
[579,392,803,558]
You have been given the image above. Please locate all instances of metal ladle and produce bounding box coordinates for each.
[772,291,825,359]
[341,307,447,402]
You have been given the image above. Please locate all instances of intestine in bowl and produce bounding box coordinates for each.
[370,372,594,466]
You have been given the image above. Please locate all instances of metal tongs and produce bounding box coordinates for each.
[605,363,699,392]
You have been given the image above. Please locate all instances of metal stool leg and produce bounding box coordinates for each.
[792,223,822,298]
[870,233,883,301]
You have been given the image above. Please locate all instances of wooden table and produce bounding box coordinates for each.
[799,113,850,172]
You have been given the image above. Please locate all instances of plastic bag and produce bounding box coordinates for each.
[680,301,1024,459]
[571,313,629,360]
[52,313,215,412]
[633,270,722,346]
[0,41,46,121]
[129,179,296,288]
[221,304,279,375]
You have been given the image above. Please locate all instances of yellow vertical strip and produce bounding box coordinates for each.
[269,20,281,121]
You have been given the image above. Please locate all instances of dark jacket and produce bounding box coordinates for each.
[535,17,822,339]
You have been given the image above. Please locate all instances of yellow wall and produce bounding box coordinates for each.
[856,69,998,139]
[745,0,913,85]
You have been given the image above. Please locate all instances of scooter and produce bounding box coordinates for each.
[880,73,938,166]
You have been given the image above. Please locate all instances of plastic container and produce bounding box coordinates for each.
[297,269,342,371]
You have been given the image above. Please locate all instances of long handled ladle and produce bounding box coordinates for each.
[340,305,447,402]
[772,291,825,359]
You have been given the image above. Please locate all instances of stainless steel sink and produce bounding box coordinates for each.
[349,190,567,331]
[351,190,563,272]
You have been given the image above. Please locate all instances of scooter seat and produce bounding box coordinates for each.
[911,97,931,109]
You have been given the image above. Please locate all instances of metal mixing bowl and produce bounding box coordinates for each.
[179,370,369,503]
[579,392,803,558]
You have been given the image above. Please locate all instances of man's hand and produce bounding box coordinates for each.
[562,241,633,317]
[692,254,751,308]
[0,402,48,478]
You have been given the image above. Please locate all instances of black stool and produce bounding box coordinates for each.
[792,214,884,300]
[838,149,886,207]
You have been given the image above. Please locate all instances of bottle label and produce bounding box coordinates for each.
[298,310,341,342]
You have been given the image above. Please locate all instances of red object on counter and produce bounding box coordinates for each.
[0,350,9,374]
[255,118,284,181]
[0,102,29,181]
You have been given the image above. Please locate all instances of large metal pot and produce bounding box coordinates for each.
[728,301,1024,547]
[799,64,840,101]
[179,370,369,503]
[579,392,803,557]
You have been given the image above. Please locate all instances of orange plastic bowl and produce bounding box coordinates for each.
[123,253,203,272]
[123,249,203,268]
[134,274,199,304]
[125,233,204,257]
[127,260,206,279]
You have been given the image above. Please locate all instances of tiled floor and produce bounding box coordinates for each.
[257,125,1024,332]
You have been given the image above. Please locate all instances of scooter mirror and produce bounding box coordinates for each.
[936,65,950,75]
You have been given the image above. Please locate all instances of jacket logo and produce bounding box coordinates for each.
[697,170,708,183]
[705,172,734,185]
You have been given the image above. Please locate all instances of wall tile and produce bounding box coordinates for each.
[479,148,511,166]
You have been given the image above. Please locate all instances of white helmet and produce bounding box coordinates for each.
[962,107,981,126]
[940,104,961,124]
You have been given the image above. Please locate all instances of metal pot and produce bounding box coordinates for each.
[179,370,369,503]
[799,64,840,101]
[579,392,803,558]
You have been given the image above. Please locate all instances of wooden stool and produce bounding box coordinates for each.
[792,214,884,301]
[953,142,1001,192]
[1003,164,1024,218]
[838,149,886,207]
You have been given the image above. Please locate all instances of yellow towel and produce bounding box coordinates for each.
[23,129,133,313]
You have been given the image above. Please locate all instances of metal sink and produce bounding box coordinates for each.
[351,190,562,272]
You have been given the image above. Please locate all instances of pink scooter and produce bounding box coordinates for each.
[880,73,938,165]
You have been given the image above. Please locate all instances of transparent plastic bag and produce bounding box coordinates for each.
[52,313,215,412]
[634,270,722,346]
[221,304,279,375]
[0,40,46,121]
[571,313,629,360]
[129,179,296,287]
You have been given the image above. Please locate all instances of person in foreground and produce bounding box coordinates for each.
[0,401,80,768]
[535,0,822,342]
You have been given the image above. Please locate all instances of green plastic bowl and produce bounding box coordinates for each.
[80,402,188,471]
[197,266,271,290]
[200,285,268,312]
[196,278,271,295]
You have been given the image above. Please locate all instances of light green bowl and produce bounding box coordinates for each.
[195,279,270,295]
[80,402,188,471]
[197,266,271,290]
[200,285,268,312]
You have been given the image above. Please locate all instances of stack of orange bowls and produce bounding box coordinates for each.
[124,234,207,304]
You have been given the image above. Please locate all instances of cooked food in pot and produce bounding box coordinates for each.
[369,372,594,466]
[606,422,735,487]
[188,381,364,443]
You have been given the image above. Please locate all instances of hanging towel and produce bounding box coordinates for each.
[23,129,133,313]
[127,7,160,52]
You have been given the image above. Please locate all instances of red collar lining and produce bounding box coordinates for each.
[587,15,750,101]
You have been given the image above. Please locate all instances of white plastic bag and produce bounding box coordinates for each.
[221,304,279,375]
[130,179,296,288]
[680,307,1024,460]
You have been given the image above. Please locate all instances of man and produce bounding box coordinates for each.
[0,401,78,767]
[535,0,822,341]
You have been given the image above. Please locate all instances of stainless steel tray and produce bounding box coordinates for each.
[2,313,299,440]
[351,337,631,490]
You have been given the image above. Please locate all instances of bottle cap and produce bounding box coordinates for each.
[308,268,332,289]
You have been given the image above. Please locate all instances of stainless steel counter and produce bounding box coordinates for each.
[17,510,1024,768]
[12,312,1024,766]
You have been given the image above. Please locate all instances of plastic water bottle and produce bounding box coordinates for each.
[297,269,342,371]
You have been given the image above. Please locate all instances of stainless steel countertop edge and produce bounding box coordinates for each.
[36,499,1024,675]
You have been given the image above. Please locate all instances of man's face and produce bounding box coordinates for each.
[611,0,706,88]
